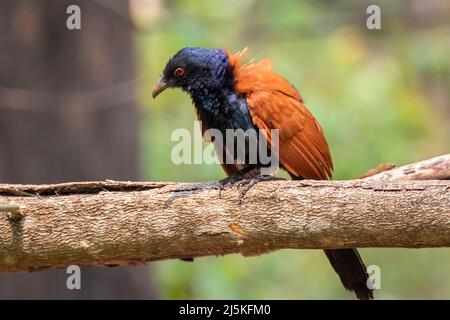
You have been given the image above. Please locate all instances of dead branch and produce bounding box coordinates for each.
[0,154,449,273]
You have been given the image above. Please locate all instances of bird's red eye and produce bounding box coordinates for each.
[175,67,185,77]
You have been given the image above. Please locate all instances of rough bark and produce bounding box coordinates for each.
[362,154,450,181]
[0,155,449,273]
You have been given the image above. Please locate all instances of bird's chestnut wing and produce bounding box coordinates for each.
[228,49,333,180]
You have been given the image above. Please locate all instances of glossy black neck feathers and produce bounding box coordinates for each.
[185,51,234,115]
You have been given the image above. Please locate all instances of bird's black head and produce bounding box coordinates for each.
[152,47,232,99]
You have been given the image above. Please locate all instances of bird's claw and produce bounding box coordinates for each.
[213,175,246,196]
[235,175,285,204]
[224,175,246,187]
[214,174,284,204]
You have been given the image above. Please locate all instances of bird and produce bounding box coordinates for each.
[152,47,373,300]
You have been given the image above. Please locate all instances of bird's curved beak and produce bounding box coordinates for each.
[152,77,168,99]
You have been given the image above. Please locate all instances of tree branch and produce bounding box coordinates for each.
[362,154,450,181]
[0,155,449,273]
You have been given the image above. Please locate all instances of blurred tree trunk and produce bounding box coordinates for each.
[0,0,156,298]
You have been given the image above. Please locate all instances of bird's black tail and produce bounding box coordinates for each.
[324,248,374,300]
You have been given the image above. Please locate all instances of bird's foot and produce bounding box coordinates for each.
[213,175,246,194]
[235,175,285,204]
[238,175,285,204]
[213,174,284,203]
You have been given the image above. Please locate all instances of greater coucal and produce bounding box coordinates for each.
[153,47,373,300]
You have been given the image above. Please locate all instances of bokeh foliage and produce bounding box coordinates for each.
[135,0,450,299]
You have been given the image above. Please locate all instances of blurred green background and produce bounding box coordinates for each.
[134,0,450,299]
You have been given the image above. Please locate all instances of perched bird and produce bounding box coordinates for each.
[153,47,373,300]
